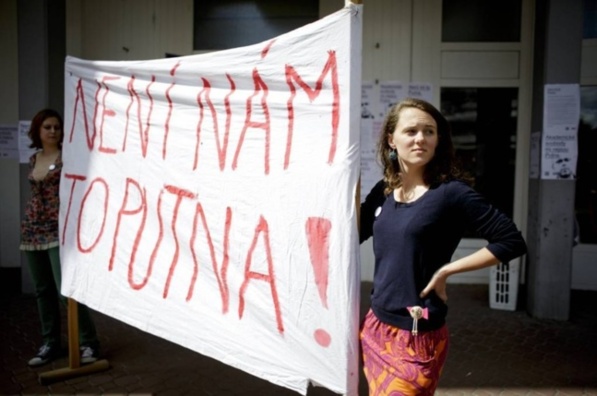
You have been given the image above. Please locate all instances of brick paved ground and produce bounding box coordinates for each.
[2,283,596,395]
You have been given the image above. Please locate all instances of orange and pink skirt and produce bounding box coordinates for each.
[360,309,449,395]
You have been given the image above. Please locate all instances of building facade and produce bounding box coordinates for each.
[0,0,595,320]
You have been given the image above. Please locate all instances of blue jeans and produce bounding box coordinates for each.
[26,247,99,349]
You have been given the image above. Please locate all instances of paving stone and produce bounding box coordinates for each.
[2,284,597,395]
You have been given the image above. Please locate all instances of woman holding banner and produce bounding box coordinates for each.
[359,98,526,395]
[20,109,100,367]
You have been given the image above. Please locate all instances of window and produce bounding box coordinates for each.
[194,0,319,50]
[442,0,522,42]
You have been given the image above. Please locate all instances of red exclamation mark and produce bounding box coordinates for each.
[305,217,332,348]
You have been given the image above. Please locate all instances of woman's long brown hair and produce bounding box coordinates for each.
[376,98,470,195]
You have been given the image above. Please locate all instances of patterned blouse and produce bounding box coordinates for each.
[20,152,62,251]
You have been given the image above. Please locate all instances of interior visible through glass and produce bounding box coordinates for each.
[194,0,319,50]
[577,86,597,243]
[584,0,597,38]
[442,0,522,42]
[441,88,518,236]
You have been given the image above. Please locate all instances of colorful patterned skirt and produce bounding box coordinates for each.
[360,309,449,395]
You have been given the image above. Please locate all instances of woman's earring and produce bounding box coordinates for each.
[389,149,397,161]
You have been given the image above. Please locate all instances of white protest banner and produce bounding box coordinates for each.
[60,4,362,395]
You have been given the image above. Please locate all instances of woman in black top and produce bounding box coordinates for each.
[359,98,526,395]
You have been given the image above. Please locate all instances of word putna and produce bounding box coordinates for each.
[61,172,335,338]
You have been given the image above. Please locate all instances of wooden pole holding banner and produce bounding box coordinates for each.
[348,0,362,230]
[38,299,110,385]
[356,176,361,233]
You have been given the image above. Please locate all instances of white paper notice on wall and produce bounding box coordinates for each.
[360,81,383,202]
[0,125,19,160]
[18,121,36,163]
[60,4,362,395]
[407,82,433,103]
[541,84,580,180]
[379,81,406,119]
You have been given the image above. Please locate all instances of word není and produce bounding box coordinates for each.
[68,49,340,175]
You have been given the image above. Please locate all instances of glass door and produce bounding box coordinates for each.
[441,88,519,221]
[411,0,534,283]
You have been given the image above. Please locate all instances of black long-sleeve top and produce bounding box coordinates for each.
[360,179,527,331]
